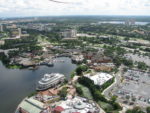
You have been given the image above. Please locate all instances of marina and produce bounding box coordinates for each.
[0,57,77,113]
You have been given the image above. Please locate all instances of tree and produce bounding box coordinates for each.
[146,107,150,113]
[75,65,88,75]
[137,62,147,70]
[126,107,144,113]
[58,87,67,99]
[76,87,83,95]
[111,96,117,103]
[76,66,83,75]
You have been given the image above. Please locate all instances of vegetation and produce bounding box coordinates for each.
[126,107,145,113]
[78,76,122,112]
[28,91,37,98]
[76,86,83,95]
[58,87,68,99]
[75,65,88,75]
[137,62,148,70]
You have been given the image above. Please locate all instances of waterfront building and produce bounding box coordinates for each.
[16,97,50,113]
[36,73,65,91]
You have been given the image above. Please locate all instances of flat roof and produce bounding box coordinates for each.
[19,97,44,113]
[85,72,113,86]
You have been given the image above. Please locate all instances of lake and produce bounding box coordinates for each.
[98,21,149,25]
[0,57,77,113]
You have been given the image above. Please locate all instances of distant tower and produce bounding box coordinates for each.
[0,25,3,32]
[18,28,22,37]
[71,29,77,38]
[130,19,135,25]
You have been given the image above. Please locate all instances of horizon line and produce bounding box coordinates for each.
[1,14,150,19]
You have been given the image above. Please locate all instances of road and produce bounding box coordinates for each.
[102,65,124,99]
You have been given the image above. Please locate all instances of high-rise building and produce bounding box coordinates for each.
[0,25,3,32]
[62,29,77,38]
[18,28,22,37]
[125,19,135,25]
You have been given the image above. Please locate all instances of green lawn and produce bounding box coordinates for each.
[98,101,119,113]
[76,82,93,99]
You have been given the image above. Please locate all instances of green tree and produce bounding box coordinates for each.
[76,87,83,95]
[146,107,150,113]
[76,66,83,75]
[58,87,67,99]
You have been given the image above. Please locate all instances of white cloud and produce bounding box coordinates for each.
[0,0,149,17]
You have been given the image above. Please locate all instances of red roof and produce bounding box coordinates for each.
[54,106,64,112]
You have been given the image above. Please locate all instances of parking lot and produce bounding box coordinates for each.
[113,70,150,106]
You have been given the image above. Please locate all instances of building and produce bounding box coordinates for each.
[84,72,113,86]
[62,29,77,39]
[17,97,50,113]
[36,73,65,91]
[125,19,135,25]
[54,96,99,113]
[0,24,3,32]
[71,55,84,63]
[53,106,64,113]
[0,40,4,45]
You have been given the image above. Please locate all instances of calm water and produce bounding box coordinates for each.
[0,57,77,113]
[98,21,149,25]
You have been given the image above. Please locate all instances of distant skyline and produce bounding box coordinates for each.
[0,0,150,17]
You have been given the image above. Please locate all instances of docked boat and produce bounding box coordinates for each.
[36,73,65,91]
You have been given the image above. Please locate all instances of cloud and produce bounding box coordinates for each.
[0,0,150,17]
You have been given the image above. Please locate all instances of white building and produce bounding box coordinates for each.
[84,72,113,86]
[57,96,99,113]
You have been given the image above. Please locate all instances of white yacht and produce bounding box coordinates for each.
[36,73,65,91]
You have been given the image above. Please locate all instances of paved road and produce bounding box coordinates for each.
[102,65,124,99]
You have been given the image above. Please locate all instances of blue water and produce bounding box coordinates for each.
[0,57,77,113]
[98,21,149,25]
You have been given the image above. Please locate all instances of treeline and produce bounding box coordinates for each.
[78,76,122,112]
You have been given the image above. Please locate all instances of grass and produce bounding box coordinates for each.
[98,101,120,113]
[7,65,22,69]
[76,82,93,100]
[98,101,113,110]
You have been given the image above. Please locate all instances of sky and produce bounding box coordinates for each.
[0,0,150,17]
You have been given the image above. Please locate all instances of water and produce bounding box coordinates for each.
[98,21,149,25]
[0,57,77,113]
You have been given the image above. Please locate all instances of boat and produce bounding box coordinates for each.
[40,61,54,67]
[36,73,65,91]
[47,61,54,66]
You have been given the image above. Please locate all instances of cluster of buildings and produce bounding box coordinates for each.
[18,23,56,32]
[83,51,114,72]
[0,24,30,46]
[53,96,99,113]
[17,96,99,113]
[6,24,29,38]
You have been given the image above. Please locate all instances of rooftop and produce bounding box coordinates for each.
[84,72,113,86]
